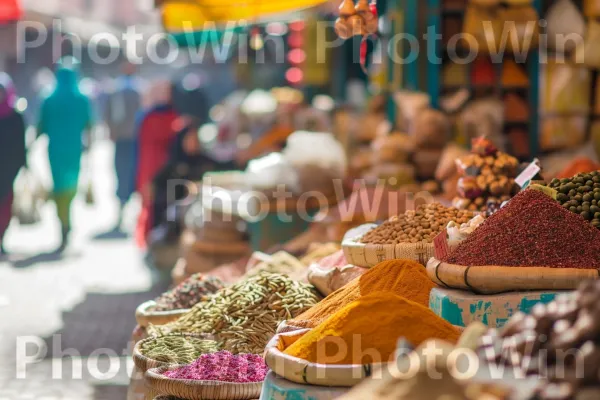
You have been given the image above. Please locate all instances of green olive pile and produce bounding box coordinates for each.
[549,171,600,229]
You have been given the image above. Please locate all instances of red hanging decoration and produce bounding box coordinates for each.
[359,0,378,73]
[0,0,22,23]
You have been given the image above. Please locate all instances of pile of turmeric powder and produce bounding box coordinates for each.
[284,293,460,365]
[288,259,435,330]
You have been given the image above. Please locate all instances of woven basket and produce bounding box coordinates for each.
[145,365,262,400]
[342,224,436,267]
[264,330,385,387]
[426,257,600,294]
[135,301,190,328]
[133,333,217,374]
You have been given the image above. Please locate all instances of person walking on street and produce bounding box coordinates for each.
[0,73,27,256]
[38,58,93,252]
[135,80,179,247]
[104,62,142,229]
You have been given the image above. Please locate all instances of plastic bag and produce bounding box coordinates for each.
[12,168,47,225]
[308,263,368,297]
[393,91,430,132]
[447,215,486,247]
[540,116,588,151]
[574,20,600,69]
[246,153,300,192]
[541,58,591,114]
[547,0,585,52]
[283,131,347,177]
[413,108,451,149]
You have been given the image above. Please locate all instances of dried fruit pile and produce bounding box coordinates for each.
[152,274,225,312]
[453,137,519,212]
[478,281,600,399]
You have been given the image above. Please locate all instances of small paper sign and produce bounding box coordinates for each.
[529,184,558,200]
[515,161,541,188]
[434,228,450,260]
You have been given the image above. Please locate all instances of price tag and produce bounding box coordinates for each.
[433,228,450,260]
[529,184,558,200]
[515,161,541,188]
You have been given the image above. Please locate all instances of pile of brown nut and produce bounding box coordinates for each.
[478,281,600,400]
[360,203,474,244]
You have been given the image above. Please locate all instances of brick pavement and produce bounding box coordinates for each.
[0,140,170,400]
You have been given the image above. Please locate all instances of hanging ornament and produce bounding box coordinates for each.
[365,0,378,34]
[335,17,352,39]
[346,14,366,36]
[355,0,370,17]
[359,0,378,73]
[339,0,356,18]
[335,0,356,39]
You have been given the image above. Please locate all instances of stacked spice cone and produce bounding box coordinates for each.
[452,137,519,212]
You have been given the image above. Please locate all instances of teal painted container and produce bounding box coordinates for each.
[430,288,563,328]
[260,372,348,400]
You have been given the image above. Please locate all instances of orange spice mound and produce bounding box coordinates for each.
[288,260,435,330]
[557,158,600,179]
[284,293,460,365]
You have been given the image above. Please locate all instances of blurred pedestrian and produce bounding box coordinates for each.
[104,62,142,228]
[0,73,27,255]
[150,116,238,241]
[38,58,93,252]
[135,80,179,247]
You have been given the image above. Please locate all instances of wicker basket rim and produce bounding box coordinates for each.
[146,365,265,386]
[266,340,387,369]
[427,257,600,270]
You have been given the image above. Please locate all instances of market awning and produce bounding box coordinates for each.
[157,0,329,32]
[0,0,22,23]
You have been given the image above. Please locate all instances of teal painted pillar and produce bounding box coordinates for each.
[426,0,441,109]
[403,0,418,90]
[386,0,399,125]
[528,0,542,158]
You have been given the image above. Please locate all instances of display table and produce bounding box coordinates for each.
[260,372,349,400]
[430,287,563,328]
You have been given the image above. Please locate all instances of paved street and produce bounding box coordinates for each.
[0,137,169,400]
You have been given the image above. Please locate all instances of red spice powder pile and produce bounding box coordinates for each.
[163,351,268,383]
[444,189,600,268]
